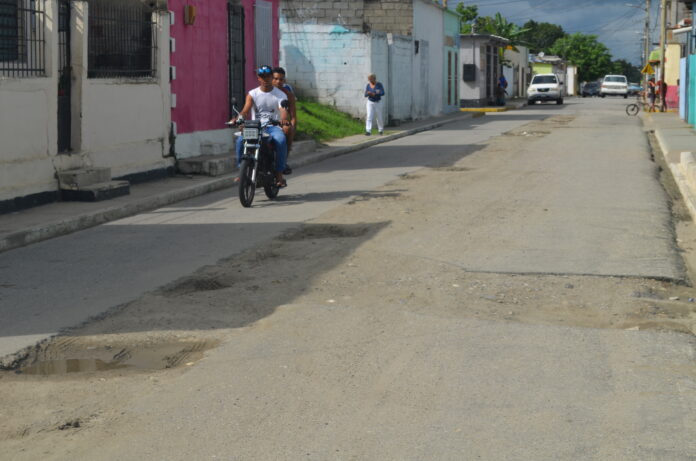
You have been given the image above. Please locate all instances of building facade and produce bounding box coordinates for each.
[169,0,281,160]
[279,0,451,122]
[0,0,171,213]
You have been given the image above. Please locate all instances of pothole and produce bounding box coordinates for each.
[165,278,229,295]
[278,223,371,241]
[8,338,218,376]
[505,130,550,137]
[431,166,473,172]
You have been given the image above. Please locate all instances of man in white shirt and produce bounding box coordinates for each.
[231,65,290,187]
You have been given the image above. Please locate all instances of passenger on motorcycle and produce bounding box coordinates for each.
[230,65,290,188]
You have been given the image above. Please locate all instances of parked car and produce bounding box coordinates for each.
[527,73,564,105]
[627,83,642,95]
[600,75,628,98]
[582,82,600,97]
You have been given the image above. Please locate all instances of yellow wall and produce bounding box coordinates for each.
[666,43,681,85]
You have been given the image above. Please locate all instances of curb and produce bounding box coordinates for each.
[0,112,484,254]
[652,129,696,224]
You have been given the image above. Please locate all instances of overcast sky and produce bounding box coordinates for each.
[450,0,662,64]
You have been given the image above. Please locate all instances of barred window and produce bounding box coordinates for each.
[88,0,157,78]
[0,0,46,77]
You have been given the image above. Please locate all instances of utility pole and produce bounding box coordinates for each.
[658,0,667,111]
[644,0,651,93]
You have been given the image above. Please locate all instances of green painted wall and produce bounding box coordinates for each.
[532,63,553,75]
[689,55,696,126]
[444,9,459,109]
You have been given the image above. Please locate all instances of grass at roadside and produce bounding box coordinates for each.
[295,100,366,142]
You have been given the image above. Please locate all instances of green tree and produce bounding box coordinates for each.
[519,20,567,54]
[475,13,529,49]
[456,3,478,33]
[549,33,613,81]
[611,59,641,82]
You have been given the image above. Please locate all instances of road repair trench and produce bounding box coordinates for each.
[3,111,696,453]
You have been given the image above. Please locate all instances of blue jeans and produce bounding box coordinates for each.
[236,125,287,173]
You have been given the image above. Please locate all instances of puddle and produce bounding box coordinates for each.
[13,340,216,376]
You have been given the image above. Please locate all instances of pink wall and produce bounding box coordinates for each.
[170,0,280,135]
[666,85,679,110]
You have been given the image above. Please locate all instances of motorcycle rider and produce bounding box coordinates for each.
[230,65,290,188]
[272,67,297,175]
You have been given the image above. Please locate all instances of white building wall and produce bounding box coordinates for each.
[459,39,485,103]
[81,79,172,177]
[388,35,414,121]
[413,0,444,117]
[504,46,529,98]
[0,3,172,208]
[280,23,372,118]
[0,0,59,203]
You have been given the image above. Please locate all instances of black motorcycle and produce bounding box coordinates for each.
[229,103,288,208]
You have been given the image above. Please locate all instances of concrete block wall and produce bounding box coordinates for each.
[281,0,414,36]
[281,0,365,29]
[280,24,373,118]
[363,0,414,36]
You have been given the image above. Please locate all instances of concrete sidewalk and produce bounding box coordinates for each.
[644,112,696,221]
[0,111,484,254]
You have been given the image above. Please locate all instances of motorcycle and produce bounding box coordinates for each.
[228,101,289,208]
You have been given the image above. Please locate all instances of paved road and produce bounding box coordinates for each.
[0,107,543,359]
[3,98,696,461]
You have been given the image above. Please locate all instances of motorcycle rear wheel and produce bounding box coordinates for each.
[264,184,279,199]
[238,159,256,208]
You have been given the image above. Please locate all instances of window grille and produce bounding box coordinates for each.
[254,0,272,68]
[0,0,46,77]
[88,0,157,78]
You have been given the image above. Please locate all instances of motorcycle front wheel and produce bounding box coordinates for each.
[238,159,256,208]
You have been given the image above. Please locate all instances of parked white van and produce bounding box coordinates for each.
[527,74,564,105]
[600,75,628,98]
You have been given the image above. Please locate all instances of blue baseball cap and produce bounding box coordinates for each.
[257,65,273,76]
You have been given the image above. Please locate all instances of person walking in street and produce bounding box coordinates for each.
[364,74,385,136]
[647,78,657,112]
[496,75,508,106]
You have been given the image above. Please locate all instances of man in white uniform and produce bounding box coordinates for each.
[231,65,290,187]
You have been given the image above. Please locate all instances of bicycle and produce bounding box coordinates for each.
[625,92,650,116]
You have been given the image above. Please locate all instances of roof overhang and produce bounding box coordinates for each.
[459,34,510,46]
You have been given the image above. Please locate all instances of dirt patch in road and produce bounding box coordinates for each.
[2,114,696,457]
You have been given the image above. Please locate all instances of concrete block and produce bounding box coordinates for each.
[177,154,235,177]
[57,167,112,190]
[61,180,130,202]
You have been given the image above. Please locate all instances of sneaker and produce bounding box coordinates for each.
[365,131,371,136]
[283,165,293,175]
[378,130,384,135]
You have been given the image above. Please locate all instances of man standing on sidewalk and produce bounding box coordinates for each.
[365,74,385,136]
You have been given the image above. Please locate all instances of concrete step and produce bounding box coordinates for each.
[177,154,235,177]
[57,167,111,190]
[61,180,130,202]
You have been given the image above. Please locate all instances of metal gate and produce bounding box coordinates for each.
[57,0,71,153]
[228,2,245,117]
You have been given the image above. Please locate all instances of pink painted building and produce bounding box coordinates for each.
[169,0,280,159]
